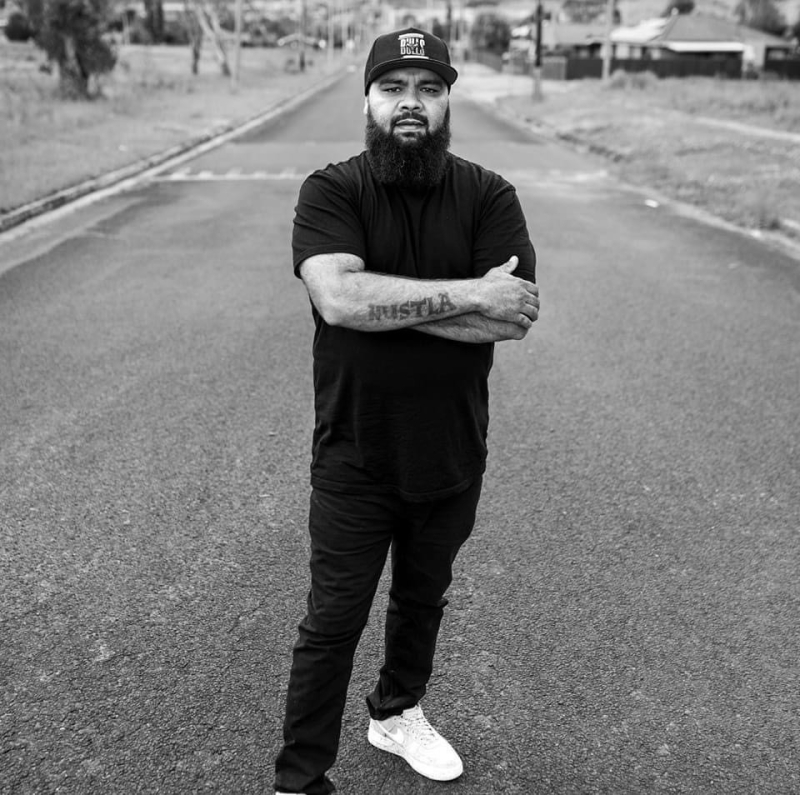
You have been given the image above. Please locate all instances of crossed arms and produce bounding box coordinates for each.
[298,253,540,343]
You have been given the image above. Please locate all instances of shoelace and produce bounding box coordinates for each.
[402,707,439,745]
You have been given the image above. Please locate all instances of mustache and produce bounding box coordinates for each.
[392,111,427,127]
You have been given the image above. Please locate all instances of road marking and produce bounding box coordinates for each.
[155,168,610,185]
[503,168,610,185]
[156,168,307,182]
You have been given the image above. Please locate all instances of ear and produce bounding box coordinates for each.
[362,96,369,117]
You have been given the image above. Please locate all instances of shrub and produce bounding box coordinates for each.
[4,11,33,41]
[35,0,117,98]
[470,12,511,56]
[127,19,154,45]
[163,17,191,45]
[607,69,660,90]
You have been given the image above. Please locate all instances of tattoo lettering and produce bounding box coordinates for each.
[367,293,457,323]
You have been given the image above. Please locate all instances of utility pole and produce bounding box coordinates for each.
[532,0,543,100]
[299,0,307,72]
[327,0,334,65]
[446,0,453,44]
[233,0,243,85]
[601,0,615,80]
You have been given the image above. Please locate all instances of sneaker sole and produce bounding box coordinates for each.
[367,723,463,781]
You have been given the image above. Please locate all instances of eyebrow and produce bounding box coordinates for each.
[377,75,445,88]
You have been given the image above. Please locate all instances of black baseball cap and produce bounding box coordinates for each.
[364,27,459,94]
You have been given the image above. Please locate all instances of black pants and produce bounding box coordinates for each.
[274,478,482,795]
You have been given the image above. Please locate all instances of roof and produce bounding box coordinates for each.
[611,17,668,44]
[664,41,745,52]
[512,22,607,47]
[547,22,608,47]
[276,33,323,47]
[612,13,793,48]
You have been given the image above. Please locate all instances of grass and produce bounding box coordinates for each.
[501,73,800,237]
[2,37,799,244]
[605,69,800,131]
[0,39,347,214]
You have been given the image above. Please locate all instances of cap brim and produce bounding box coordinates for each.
[366,59,459,91]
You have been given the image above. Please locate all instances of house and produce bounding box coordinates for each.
[611,13,795,71]
[276,32,324,49]
[505,20,606,76]
[542,22,607,58]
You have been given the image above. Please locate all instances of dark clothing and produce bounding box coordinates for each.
[275,479,482,795]
[292,151,536,501]
[276,148,536,794]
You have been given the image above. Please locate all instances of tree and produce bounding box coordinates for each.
[792,13,800,42]
[662,0,695,16]
[4,11,34,41]
[183,1,203,75]
[186,0,231,76]
[735,0,787,35]
[36,0,117,98]
[561,0,620,24]
[470,12,511,55]
[144,0,165,42]
[19,0,45,35]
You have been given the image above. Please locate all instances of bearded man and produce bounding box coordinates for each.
[274,27,539,795]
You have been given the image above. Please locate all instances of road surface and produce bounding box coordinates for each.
[2,69,799,794]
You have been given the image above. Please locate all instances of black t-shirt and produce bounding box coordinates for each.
[293,150,536,501]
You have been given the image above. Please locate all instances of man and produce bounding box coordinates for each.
[274,27,539,795]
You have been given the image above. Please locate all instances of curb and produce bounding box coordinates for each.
[0,67,349,237]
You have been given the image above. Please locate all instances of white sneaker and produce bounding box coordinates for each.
[368,704,463,781]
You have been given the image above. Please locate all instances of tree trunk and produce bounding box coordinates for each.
[191,34,203,75]
[185,0,204,74]
[144,0,165,43]
[58,34,90,98]
[188,1,231,77]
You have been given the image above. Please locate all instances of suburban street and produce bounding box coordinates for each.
[2,67,799,794]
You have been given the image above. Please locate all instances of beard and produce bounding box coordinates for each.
[365,107,451,191]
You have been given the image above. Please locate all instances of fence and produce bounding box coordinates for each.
[565,57,743,80]
[763,58,800,80]
[473,49,747,80]
[470,49,505,72]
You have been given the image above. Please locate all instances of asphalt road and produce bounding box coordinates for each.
[2,69,799,794]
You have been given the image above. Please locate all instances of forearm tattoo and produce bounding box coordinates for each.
[367,293,457,322]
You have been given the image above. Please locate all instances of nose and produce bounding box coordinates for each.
[398,87,423,110]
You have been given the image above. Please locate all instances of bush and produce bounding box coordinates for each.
[163,17,191,45]
[607,69,660,90]
[127,19,154,45]
[4,11,33,41]
[36,0,117,97]
[470,12,511,56]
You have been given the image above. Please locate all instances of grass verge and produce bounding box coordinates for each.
[3,42,799,248]
[0,40,347,214]
[500,72,800,239]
